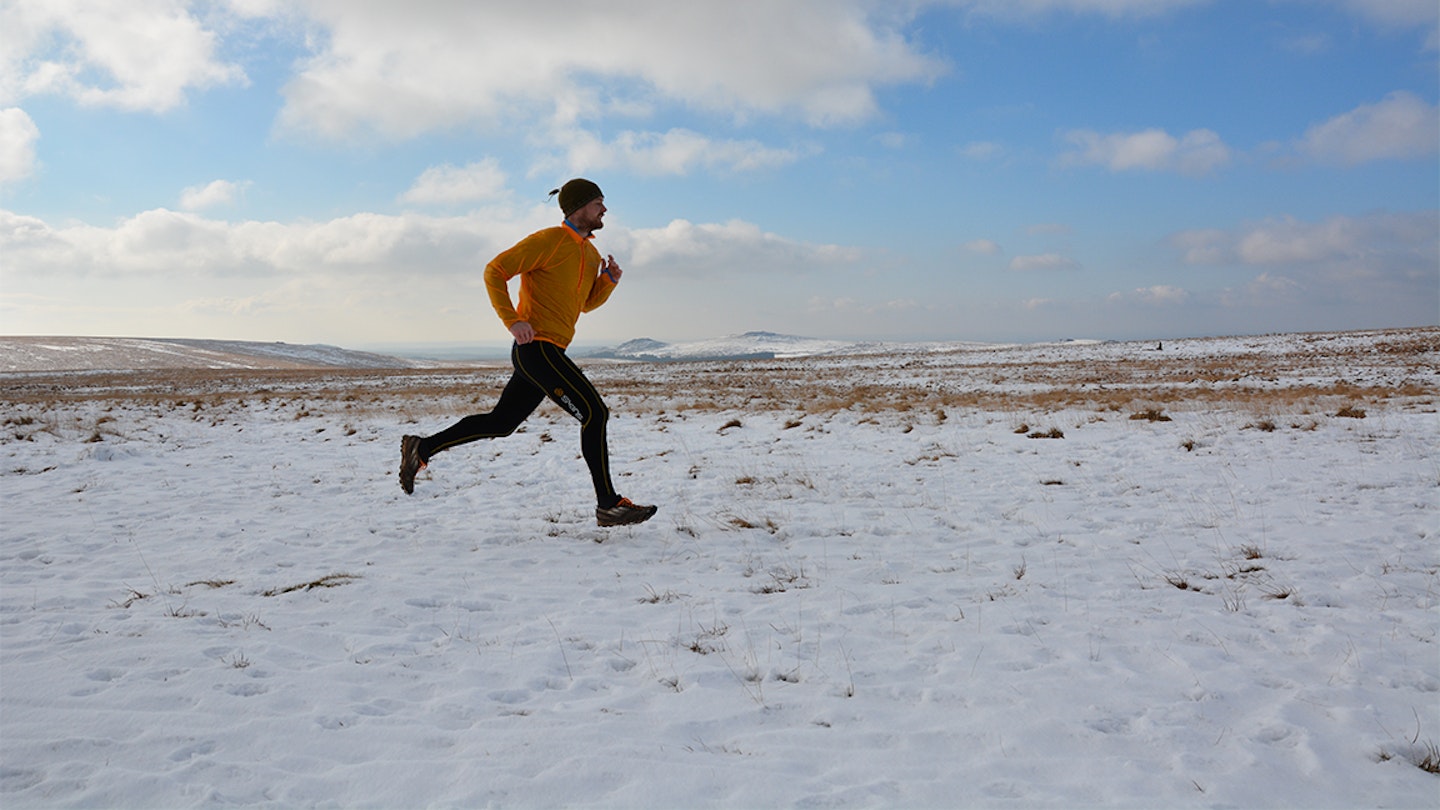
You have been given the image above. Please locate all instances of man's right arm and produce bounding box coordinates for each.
[484,260,522,330]
[486,228,558,345]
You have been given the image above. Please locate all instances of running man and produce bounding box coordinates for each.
[399,179,657,527]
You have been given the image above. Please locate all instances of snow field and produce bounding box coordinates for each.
[2,330,1437,808]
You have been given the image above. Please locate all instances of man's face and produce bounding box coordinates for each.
[571,197,606,232]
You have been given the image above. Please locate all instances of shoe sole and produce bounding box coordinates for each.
[399,435,422,494]
[596,505,658,527]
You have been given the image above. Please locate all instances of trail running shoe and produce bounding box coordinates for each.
[399,435,426,494]
[596,498,657,527]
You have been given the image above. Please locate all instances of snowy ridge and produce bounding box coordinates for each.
[0,336,430,373]
[590,331,903,361]
[0,331,1030,370]
[4,328,1435,373]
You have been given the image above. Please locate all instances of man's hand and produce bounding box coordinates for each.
[510,321,535,345]
[602,254,623,283]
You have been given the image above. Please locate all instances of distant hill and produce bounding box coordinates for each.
[584,331,871,362]
[0,330,1031,372]
[0,332,895,372]
[0,337,431,373]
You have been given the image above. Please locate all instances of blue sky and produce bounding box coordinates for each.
[1,0,1436,350]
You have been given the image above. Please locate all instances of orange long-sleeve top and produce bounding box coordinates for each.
[484,224,617,350]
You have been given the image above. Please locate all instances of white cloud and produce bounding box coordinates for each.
[272,1,946,140]
[959,0,1207,19]
[541,128,812,177]
[1173,212,1438,270]
[1245,272,1302,298]
[180,179,250,211]
[0,206,526,280]
[0,204,870,342]
[806,295,919,315]
[1323,0,1438,29]
[0,107,40,185]
[1060,127,1231,175]
[1279,32,1332,54]
[621,218,862,278]
[1131,285,1190,304]
[1168,228,1230,264]
[875,132,910,149]
[1215,271,1306,308]
[969,0,1435,31]
[1170,211,1438,311]
[400,160,508,206]
[960,141,1004,161]
[1298,91,1439,166]
[1,204,859,289]
[1009,253,1079,271]
[1236,218,1356,265]
[0,0,246,111]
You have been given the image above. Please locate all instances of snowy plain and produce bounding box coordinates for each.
[2,327,1437,808]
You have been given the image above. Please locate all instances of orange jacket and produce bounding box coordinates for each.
[485,224,616,349]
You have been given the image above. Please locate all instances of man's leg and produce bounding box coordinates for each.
[419,374,546,459]
[513,340,619,506]
[399,345,545,493]
[512,342,656,525]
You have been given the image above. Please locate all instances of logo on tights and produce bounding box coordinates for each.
[554,388,584,421]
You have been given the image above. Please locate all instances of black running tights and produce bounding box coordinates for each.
[419,340,618,507]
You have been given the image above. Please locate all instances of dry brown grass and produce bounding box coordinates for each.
[1,327,1434,421]
[261,573,361,597]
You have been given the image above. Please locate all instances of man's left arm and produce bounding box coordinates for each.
[601,254,622,283]
[583,254,621,312]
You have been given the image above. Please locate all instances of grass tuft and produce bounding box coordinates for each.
[262,573,360,597]
[1379,739,1440,775]
[639,585,685,604]
[1418,741,1440,774]
[1164,572,1203,592]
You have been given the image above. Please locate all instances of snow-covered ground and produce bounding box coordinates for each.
[2,328,1437,808]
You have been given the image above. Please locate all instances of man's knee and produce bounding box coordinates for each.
[551,388,600,424]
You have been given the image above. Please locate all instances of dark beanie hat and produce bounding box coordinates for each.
[551,178,603,217]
